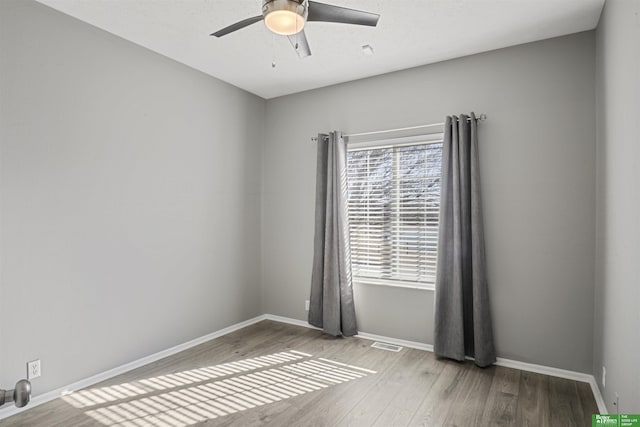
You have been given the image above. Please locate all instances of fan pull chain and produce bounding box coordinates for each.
[295,11,299,50]
[271,33,276,68]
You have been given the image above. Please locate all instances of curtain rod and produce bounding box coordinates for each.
[311,113,487,143]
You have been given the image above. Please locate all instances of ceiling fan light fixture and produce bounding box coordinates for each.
[263,0,307,36]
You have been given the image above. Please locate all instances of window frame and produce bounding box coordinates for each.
[346,131,444,292]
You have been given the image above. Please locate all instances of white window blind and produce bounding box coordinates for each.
[347,139,442,289]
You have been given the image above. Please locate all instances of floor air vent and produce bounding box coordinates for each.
[371,341,403,352]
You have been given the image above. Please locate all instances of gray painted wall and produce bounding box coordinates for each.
[262,32,596,373]
[0,0,264,396]
[594,0,640,413]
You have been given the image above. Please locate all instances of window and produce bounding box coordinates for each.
[346,135,442,290]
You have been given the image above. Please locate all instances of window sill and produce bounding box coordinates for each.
[352,278,435,292]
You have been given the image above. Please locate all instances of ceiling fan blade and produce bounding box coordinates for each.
[288,30,311,58]
[210,15,263,37]
[307,1,379,26]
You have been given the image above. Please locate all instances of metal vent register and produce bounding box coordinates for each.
[371,342,403,352]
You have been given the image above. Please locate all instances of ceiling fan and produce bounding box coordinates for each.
[210,0,380,58]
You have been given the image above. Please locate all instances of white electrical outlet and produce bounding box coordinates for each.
[305,300,310,311]
[27,359,41,380]
[602,366,606,388]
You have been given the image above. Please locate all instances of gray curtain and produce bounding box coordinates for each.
[434,113,496,367]
[309,131,357,337]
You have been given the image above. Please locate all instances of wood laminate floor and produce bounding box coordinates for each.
[0,320,598,426]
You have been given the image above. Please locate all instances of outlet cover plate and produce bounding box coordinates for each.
[27,359,41,380]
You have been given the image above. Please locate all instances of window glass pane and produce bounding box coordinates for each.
[347,142,442,287]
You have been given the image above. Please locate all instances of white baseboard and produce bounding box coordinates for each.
[587,377,609,414]
[262,314,321,330]
[0,312,608,420]
[0,314,267,421]
[263,314,608,414]
[494,357,593,383]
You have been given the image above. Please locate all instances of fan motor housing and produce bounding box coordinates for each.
[262,0,308,15]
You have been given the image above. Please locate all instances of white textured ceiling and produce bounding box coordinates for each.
[35,0,604,99]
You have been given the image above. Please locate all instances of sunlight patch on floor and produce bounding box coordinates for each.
[63,351,309,409]
[62,350,375,426]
